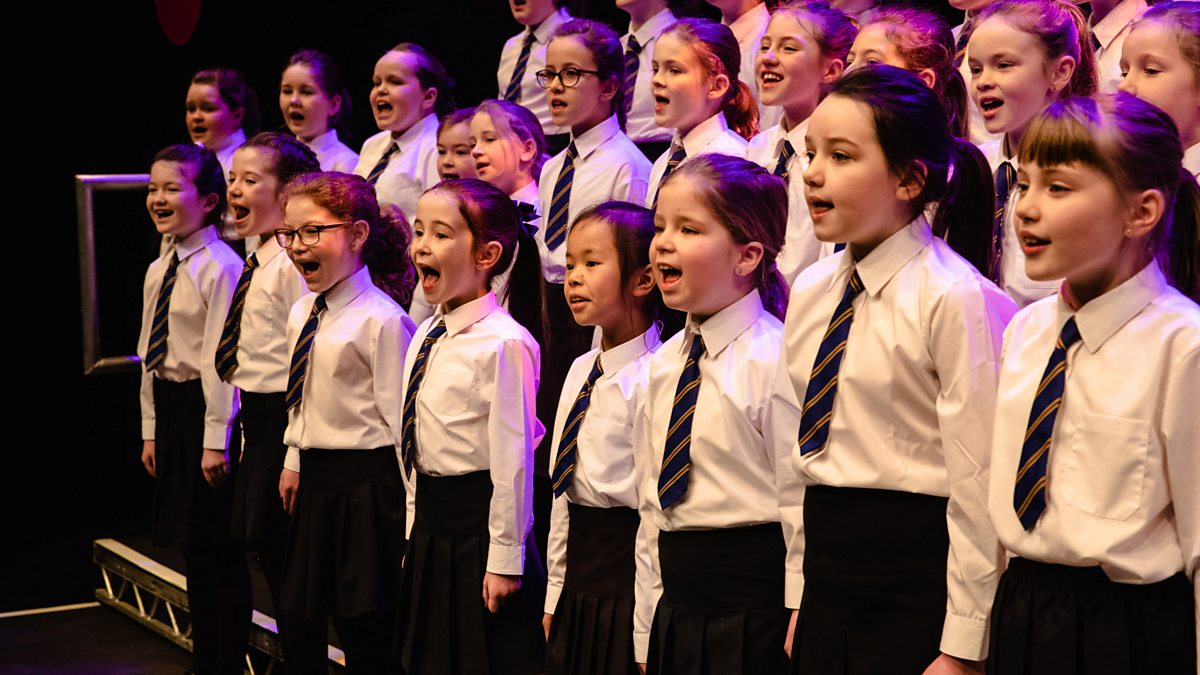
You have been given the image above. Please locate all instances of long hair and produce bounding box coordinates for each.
[974,0,1098,98]
[238,132,321,195]
[152,144,228,229]
[191,67,261,136]
[473,99,550,183]
[552,19,628,130]
[662,18,759,139]
[386,43,457,118]
[284,49,354,142]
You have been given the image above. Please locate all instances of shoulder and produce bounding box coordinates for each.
[1143,289,1200,356]
[359,130,391,155]
[789,253,842,300]
[1003,296,1057,344]
[922,241,1018,319]
[745,127,777,167]
[709,131,749,155]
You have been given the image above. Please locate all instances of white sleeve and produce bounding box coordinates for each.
[198,259,240,450]
[767,355,805,609]
[633,397,662,663]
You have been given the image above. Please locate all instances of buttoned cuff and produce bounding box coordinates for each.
[284,447,301,473]
[203,425,231,451]
[785,575,804,609]
[545,582,563,614]
[634,630,650,663]
[940,611,989,661]
[486,542,525,576]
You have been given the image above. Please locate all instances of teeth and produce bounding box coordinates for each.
[762,73,783,82]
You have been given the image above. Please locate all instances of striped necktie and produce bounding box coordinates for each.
[658,333,704,509]
[215,252,259,381]
[545,142,577,250]
[953,21,971,68]
[773,139,795,181]
[504,31,538,103]
[366,142,399,185]
[991,161,1017,283]
[145,251,181,372]
[623,33,642,116]
[1090,29,1103,54]
[551,355,604,497]
[401,320,448,477]
[651,143,687,209]
[798,270,864,455]
[284,294,327,412]
[1014,317,1082,530]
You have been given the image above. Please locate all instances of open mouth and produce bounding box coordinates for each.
[297,260,321,278]
[376,101,393,115]
[441,171,459,179]
[808,198,833,218]
[979,96,1004,113]
[760,72,784,86]
[567,294,589,306]
[1021,233,1050,254]
[288,111,305,122]
[657,264,682,288]
[475,160,491,173]
[154,209,174,220]
[191,125,207,137]
[550,98,567,111]
[418,264,441,291]
[231,205,250,222]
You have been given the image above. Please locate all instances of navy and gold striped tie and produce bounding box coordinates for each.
[773,139,795,181]
[215,253,259,381]
[551,355,604,497]
[798,270,864,455]
[1014,317,1081,530]
[651,144,687,210]
[991,162,1017,282]
[504,31,538,103]
[145,251,181,372]
[623,34,642,116]
[953,21,971,68]
[366,142,399,186]
[545,142,577,250]
[659,334,704,509]
[401,320,448,477]
[284,295,327,412]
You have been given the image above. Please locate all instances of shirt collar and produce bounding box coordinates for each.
[1054,262,1167,353]
[439,291,501,336]
[1185,142,1200,178]
[829,215,931,296]
[599,325,662,375]
[726,2,769,44]
[173,224,221,262]
[532,7,571,44]
[573,115,621,159]
[250,232,286,264]
[510,181,540,205]
[202,128,246,156]
[392,113,438,147]
[307,129,339,153]
[1090,0,1147,49]
[323,265,374,314]
[631,8,676,44]
[684,288,762,358]
[677,113,730,157]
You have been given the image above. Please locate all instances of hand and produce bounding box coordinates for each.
[279,468,299,515]
[542,612,553,640]
[482,572,521,613]
[922,653,984,675]
[201,449,229,489]
[784,608,798,657]
[638,664,647,675]
[141,440,156,477]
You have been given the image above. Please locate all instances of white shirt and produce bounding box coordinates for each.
[1186,142,1200,177]
[282,266,416,469]
[138,225,242,450]
[725,2,782,132]
[1091,0,1148,93]
[623,9,677,143]
[402,292,546,576]
[784,218,1017,661]
[538,115,651,283]
[305,129,359,173]
[746,120,822,283]
[545,328,662,661]
[954,21,1002,147]
[353,113,440,223]
[989,264,1198,644]
[207,128,246,180]
[981,139,1061,308]
[640,290,805,608]
[497,8,572,137]
[229,236,310,394]
[646,113,749,206]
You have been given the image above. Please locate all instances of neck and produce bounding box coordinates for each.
[572,112,609,138]
[718,0,760,24]
[1088,0,1121,24]
[509,174,534,196]
[847,210,910,261]
[600,312,652,351]
[689,282,753,324]
[445,286,489,312]
[299,128,327,144]
[1063,252,1147,308]
[626,1,667,30]
[679,108,721,139]
[782,101,816,131]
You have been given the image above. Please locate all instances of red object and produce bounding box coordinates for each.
[155,0,202,46]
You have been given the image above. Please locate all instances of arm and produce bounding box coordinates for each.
[1163,345,1200,661]
[929,282,1016,662]
[613,160,650,210]
[198,259,240,452]
[372,311,415,472]
[633,396,662,665]
[766,356,806,611]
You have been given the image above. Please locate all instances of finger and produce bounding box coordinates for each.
[488,596,500,613]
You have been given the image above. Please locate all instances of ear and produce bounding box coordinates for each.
[1048,55,1076,96]
[476,240,504,271]
[734,241,765,278]
[1124,187,1165,240]
[629,263,657,299]
[822,57,845,84]
[599,76,619,104]
[329,93,342,117]
[349,219,370,250]
[917,68,936,90]
[518,136,538,167]
[231,106,245,126]
[422,86,438,114]
[895,160,928,202]
[201,192,220,214]
[707,72,731,102]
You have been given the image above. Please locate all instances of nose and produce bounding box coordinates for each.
[1014,183,1037,224]
[803,155,823,188]
[289,91,301,105]
[758,47,777,68]
[1117,73,1134,95]
[974,65,994,92]
[471,142,483,159]
[651,69,665,90]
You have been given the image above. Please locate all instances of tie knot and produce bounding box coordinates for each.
[687,334,705,361]
[426,319,448,342]
[587,355,604,384]
[168,251,181,268]
[626,34,642,54]
[780,139,794,160]
[846,270,865,298]
[566,141,578,160]
[1058,316,1081,350]
[523,30,537,47]
[246,253,260,270]
[995,162,1016,191]
[313,294,328,314]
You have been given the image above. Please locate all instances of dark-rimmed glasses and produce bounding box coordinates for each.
[535,67,601,89]
[274,222,351,248]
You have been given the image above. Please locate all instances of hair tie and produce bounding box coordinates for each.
[513,200,540,237]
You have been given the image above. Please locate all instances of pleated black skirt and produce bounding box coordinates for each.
[279,446,406,619]
[151,378,239,549]
[791,485,950,675]
[988,557,1196,675]
[648,523,791,675]
[546,503,640,675]
[396,470,546,675]
[230,390,288,542]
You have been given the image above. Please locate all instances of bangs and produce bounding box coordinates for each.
[1018,97,1110,171]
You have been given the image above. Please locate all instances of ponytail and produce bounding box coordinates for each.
[724,80,760,141]
[506,223,549,348]
[366,203,417,308]
[933,138,995,276]
[663,18,758,139]
[975,0,1098,100]
[943,70,970,139]
[1168,169,1200,301]
[1060,1,1099,97]
[759,267,790,321]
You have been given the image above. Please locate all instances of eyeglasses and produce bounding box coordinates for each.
[535,67,602,89]
[274,222,351,248]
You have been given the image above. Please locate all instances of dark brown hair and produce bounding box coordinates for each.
[191,67,261,136]
[238,132,321,195]
[662,18,759,139]
[284,49,354,142]
[152,144,227,228]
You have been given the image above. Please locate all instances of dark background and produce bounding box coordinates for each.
[6,0,957,612]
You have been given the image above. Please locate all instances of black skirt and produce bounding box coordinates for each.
[279,447,407,619]
[988,557,1196,675]
[230,390,288,542]
[648,523,791,675]
[546,503,640,675]
[396,470,547,675]
[151,378,239,549]
[791,485,950,675]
